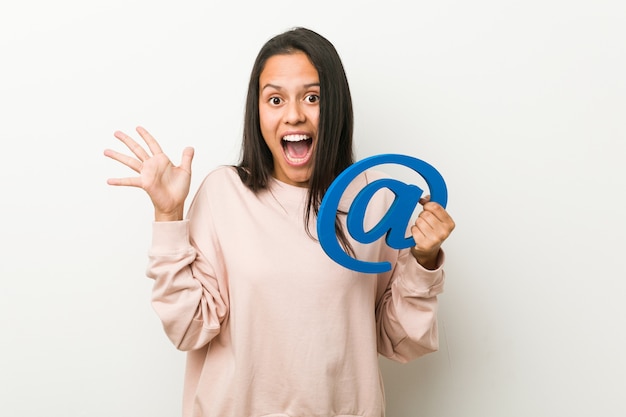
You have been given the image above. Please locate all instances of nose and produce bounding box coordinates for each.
[284,100,306,125]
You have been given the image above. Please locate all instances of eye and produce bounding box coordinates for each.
[305,94,320,104]
[269,96,283,106]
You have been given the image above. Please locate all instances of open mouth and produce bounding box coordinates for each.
[281,134,313,165]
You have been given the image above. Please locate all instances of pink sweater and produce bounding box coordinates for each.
[146,166,445,417]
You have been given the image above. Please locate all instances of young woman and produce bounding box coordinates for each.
[105,27,455,417]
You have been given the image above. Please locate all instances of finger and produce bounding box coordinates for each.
[420,201,451,224]
[410,223,438,254]
[179,147,195,174]
[419,194,431,205]
[431,205,455,232]
[136,126,164,156]
[413,209,455,245]
[106,176,143,188]
[416,209,438,232]
[412,214,443,249]
[113,130,151,162]
[103,149,143,173]
[410,223,429,243]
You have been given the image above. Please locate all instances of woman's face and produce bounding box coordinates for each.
[258,51,320,187]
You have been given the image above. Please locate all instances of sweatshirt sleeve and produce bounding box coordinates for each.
[146,179,229,351]
[375,248,445,363]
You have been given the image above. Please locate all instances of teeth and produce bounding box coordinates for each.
[282,134,310,142]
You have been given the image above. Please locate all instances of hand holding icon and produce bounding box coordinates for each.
[317,154,454,273]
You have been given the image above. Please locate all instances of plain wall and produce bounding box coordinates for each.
[1,1,624,416]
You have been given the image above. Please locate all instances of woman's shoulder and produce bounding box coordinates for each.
[187,165,252,214]
[190,165,247,202]
[200,165,242,187]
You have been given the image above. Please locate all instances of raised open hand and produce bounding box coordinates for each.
[104,126,194,221]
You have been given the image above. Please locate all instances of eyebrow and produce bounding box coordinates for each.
[261,82,320,91]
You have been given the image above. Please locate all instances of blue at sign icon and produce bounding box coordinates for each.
[317,154,448,274]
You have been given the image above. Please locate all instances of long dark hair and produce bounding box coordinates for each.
[236,27,355,254]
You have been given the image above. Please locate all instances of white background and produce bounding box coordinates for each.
[1,1,624,416]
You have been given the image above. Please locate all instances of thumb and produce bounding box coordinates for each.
[180,147,195,173]
[419,194,431,205]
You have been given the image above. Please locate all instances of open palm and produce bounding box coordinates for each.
[104,126,194,221]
